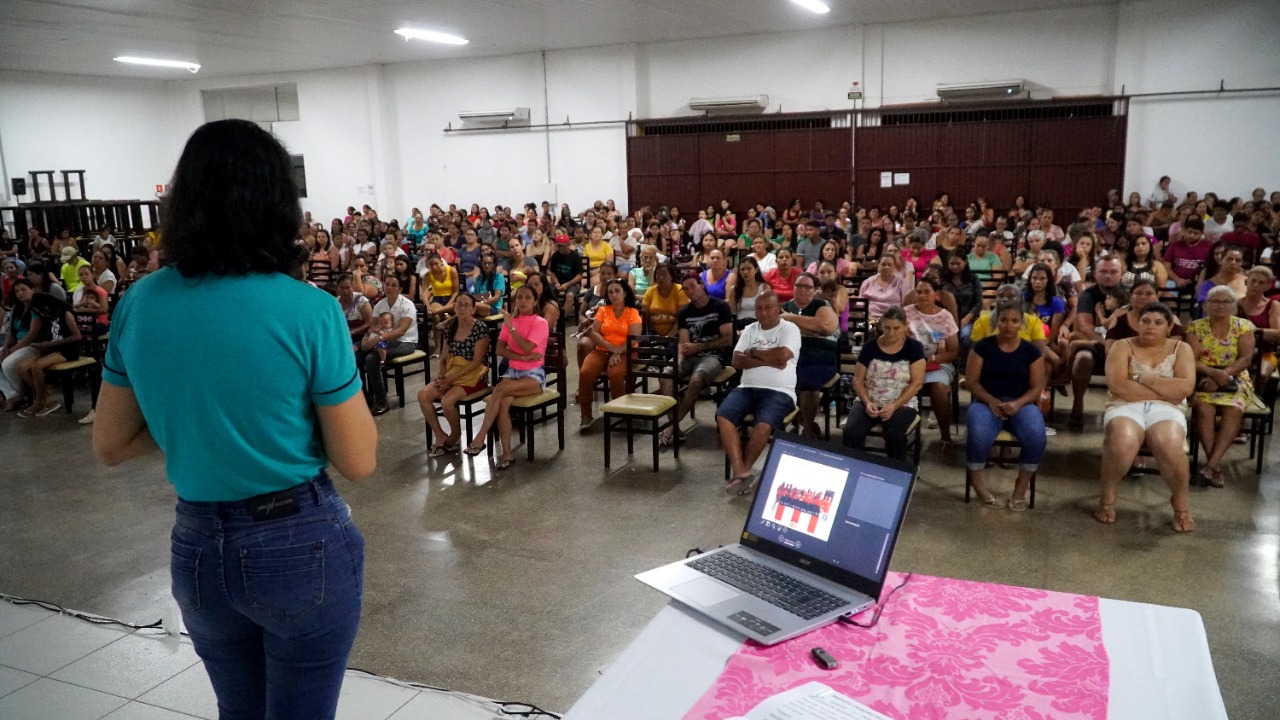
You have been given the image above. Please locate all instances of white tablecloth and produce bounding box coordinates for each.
[565,598,1227,720]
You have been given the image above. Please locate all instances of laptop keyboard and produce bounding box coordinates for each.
[688,552,848,620]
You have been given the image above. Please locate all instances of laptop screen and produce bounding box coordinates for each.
[743,436,915,584]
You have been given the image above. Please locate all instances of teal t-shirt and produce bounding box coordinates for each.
[102,268,361,501]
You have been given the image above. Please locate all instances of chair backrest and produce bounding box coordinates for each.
[847,295,871,337]
[625,334,678,396]
[544,330,567,399]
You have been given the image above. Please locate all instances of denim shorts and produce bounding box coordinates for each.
[504,366,546,388]
[717,386,796,431]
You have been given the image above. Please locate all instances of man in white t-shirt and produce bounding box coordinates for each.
[1203,202,1233,241]
[716,291,802,492]
[362,274,419,415]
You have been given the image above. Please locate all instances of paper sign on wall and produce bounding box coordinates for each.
[879,172,892,188]
[893,173,910,185]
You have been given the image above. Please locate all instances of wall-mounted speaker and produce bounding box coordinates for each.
[11,178,25,196]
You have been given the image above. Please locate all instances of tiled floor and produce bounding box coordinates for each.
[2,367,1278,719]
[0,600,502,720]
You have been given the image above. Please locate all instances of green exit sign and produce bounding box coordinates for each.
[848,90,863,100]
[726,134,740,142]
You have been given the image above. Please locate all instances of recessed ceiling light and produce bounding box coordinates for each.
[113,56,201,73]
[394,27,469,45]
[789,0,831,13]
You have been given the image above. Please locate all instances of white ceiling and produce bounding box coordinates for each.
[0,0,1120,79]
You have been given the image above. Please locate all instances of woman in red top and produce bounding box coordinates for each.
[763,248,800,303]
[577,280,642,429]
[1239,265,1280,380]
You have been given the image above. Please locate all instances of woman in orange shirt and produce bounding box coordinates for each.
[578,279,642,430]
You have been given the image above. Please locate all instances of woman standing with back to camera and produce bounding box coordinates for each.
[93,119,377,720]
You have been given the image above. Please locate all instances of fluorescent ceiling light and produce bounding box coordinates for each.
[789,0,831,13]
[114,56,201,73]
[394,27,469,45]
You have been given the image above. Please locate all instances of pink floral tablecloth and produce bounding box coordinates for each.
[683,573,1109,720]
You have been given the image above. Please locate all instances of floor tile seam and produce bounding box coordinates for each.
[28,624,140,680]
[29,674,137,702]
[51,655,204,700]
[114,698,208,719]
[0,668,39,701]
[379,687,424,719]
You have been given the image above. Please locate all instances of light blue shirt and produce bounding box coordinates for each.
[102,268,361,501]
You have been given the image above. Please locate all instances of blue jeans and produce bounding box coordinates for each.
[171,472,364,720]
[965,402,1046,471]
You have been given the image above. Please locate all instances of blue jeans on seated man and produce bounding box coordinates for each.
[843,401,919,462]
[965,401,1046,471]
[170,472,364,720]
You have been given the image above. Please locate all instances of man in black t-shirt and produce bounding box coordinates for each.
[661,272,732,444]
[547,234,584,315]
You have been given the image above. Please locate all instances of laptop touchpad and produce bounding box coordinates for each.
[673,578,738,607]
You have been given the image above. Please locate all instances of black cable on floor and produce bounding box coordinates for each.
[0,594,562,718]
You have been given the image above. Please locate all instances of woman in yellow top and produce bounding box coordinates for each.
[583,226,615,281]
[578,279,643,429]
[642,263,689,337]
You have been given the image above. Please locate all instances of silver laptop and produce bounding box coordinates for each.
[637,434,917,645]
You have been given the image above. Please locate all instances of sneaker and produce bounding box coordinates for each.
[1044,427,1057,437]
[78,409,96,425]
[579,415,595,432]
[35,402,62,417]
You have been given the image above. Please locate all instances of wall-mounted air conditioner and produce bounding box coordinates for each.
[458,108,531,123]
[688,95,769,112]
[936,80,1028,102]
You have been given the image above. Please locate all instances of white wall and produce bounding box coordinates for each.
[166,66,382,222]
[1117,0,1280,199]
[3,0,1277,219]
[0,70,183,207]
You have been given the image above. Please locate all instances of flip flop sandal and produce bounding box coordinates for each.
[725,474,753,495]
[1007,498,1028,512]
[429,444,451,458]
[17,407,37,418]
[736,476,762,496]
[495,455,515,470]
[463,442,486,456]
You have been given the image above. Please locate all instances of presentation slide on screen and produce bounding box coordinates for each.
[760,455,849,542]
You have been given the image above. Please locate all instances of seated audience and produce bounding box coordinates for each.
[815,260,850,351]
[1187,286,1258,487]
[905,276,960,444]
[465,285,551,469]
[642,264,688,337]
[1197,245,1247,306]
[336,274,374,345]
[782,272,840,438]
[970,284,1047,349]
[860,255,912,322]
[577,279,642,430]
[1239,266,1280,380]
[717,291,801,494]
[939,253,983,346]
[359,275,418,415]
[762,248,800,304]
[7,279,83,417]
[72,265,110,334]
[469,254,506,315]
[700,249,730,300]
[964,299,1047,510]
[726,256,767,330]
[1097,302,1196,531]
[841,305,925,461]
[419,293,490,455]
[659,272,733,445]
[60,247,89,293]
[547,235,585,314]
[1104,279,1184,352]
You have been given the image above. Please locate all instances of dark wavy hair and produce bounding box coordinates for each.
[162,119,305,277]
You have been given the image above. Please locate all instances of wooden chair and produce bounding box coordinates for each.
[42,319,106,414]
[601,335,679,472]
[861,413,924,466]
[381,313,430,408]
[964,431,1038,508]
[423,320,496,452]
[507,331,567,461]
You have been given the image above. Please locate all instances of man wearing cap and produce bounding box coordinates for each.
[59,246,90,293]
[660,271,733,445]
[547,233,585,316]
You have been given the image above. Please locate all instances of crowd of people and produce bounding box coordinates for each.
[5,178,1280,533]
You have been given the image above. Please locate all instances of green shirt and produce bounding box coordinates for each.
[967,252,1003,273]
[102,268,361,501]
[60,257,90,292]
